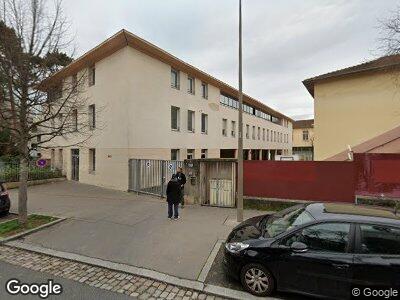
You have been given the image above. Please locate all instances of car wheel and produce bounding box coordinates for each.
[240,263,275,297]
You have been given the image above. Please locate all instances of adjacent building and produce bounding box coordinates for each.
[43,29,293,190]
[303,55,400,161]
[292,119,314,160]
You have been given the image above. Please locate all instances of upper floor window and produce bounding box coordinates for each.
[88,66,95,86]
[187,110,195,133]
[89,148,96,173]
[171,106,180,131]
[72,109,78,132]
[88,104,95,130]
[201,82,208,99]
[222,119,227,136]
[257,127,261,140]
[267,129,269,141]
[171,68,180,89]
[262,128,265,141]
[303,130,309,141]
[201,113,208,134]
[252,126,255,140]
[187,76,195,94]
[231,121,236,138]
[246,125,249,139]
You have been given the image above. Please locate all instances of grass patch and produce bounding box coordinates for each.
[0,214,58,238]
[244,199,300,212]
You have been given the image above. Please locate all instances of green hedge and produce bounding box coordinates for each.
[0,165,62,182]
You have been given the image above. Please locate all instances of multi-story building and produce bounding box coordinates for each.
[43,29,292,190]
[303,55,400,161]
[292,119,314,160]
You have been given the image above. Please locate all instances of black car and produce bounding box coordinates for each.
[0,181,11,216]
[224,202,400,299]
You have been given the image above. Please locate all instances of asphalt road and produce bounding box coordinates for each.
[0,261,134,300]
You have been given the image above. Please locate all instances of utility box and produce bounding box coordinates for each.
[184,159,237,207]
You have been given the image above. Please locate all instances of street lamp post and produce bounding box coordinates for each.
[237,0,244,223]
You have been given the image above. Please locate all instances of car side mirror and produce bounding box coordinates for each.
[291,242,308,253]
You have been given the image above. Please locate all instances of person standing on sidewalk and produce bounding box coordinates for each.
[176,167,186,208]
[166,174,181,220]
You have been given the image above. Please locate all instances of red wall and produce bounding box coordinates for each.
[354,153,400,199]
[244,153,400,203]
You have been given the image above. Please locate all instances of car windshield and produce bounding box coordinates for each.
[262,205,315,238]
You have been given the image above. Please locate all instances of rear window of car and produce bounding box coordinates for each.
[359,224,400,255]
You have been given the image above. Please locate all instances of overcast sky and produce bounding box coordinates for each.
[64,0,399,120]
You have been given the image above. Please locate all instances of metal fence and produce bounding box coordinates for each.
[128,159,183,197]
[0,161,63,182]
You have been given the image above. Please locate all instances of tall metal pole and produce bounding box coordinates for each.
[237,0,244,223]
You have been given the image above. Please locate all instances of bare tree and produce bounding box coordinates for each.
[379,7,400,55]
[0,0,95,225]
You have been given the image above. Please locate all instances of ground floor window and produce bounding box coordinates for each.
[171,149,180,160]
[89,148,96,173]
[187,149,195,159]
[201,149,207,159]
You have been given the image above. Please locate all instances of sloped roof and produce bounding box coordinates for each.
[327,124,400,161]
[303,54,400,97]
[42,29,292,122]
[293,119,314,129]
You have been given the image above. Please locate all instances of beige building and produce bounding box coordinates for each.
[292,119,314,160]
[42,29,292,191]
[303,55,400,161]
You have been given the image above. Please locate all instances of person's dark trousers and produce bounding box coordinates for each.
[180,188,185,207]
[168,202,179,218]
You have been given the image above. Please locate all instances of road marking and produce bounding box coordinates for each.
[197,239,224,283]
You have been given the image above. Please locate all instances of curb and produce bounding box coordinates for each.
[5,241,276,300]
[0,217,66,244]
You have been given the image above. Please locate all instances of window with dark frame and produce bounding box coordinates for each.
[201,82,208,99]
[187,149,195,159]
[201,113,208,134]
[171,68,180,89]
[171,149,180,160]
[89,66,95,86]
[222,119,227,136]
[201,149,207,159]
[89,148,96,173]
[303,130,309,141]
[88,104,95,130]
[187,76,195,94]
[171,106,180,131]
[72,109,78,132]
[187,110,195,132]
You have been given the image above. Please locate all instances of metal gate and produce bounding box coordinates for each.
[128,159,183,197]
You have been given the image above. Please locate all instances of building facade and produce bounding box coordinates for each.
[303,55,400,161]
[292,119,314,160]
[43,30,292,190]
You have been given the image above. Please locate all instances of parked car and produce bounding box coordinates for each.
[0,181,11,216]
[224,202,400,299]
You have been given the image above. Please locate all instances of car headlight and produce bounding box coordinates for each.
[225,242,249,253]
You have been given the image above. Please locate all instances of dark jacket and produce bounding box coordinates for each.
[176,172,186,187]
[166,179,181,204]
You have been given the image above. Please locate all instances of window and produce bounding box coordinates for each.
[89,148,96,173]
[267,129,269,141]
[281,223,350,253]
[72,109,78,132]
[201,113,208,134]
[88,66,95,86]
[262,128,265,141]
[171,106,180,131]
[252,126,255,140]
[231,121,236,137]
[201,149,208,159]
[171,68,180,89]
[257,127,261,140]
[303,130,309,141]
[58,149,63,169]
[187,76,195,94]
[72,73,78,93]
[246,125,249,139]
[171,149,180,160]
[222,119,227,136]
[187,110,195,132]
[187,149,195,160]
[359,224,400,255]
[201,82,208,99]
[88,104,95,130]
